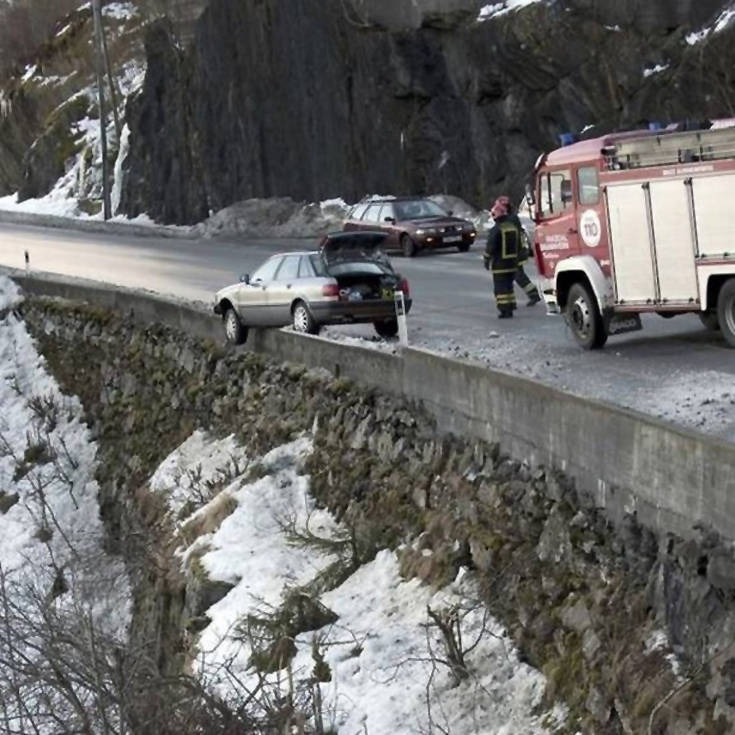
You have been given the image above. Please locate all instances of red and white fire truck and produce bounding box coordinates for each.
[530,124,735,349]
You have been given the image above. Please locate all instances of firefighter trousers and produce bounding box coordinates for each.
[492,270,516,315]
[514,264,540,302]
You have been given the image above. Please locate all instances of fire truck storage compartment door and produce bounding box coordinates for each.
[691,175,734,257]
[607,184,656,304]
[648,180,698,303]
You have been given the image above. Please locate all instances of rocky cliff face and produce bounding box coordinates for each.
[120,0,735,224]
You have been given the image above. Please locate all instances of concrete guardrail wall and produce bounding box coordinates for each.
[10,270,735,543]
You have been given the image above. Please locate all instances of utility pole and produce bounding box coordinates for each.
[100,10,120,139]
[92,0,111,219]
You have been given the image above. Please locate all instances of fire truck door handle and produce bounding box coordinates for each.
[568,228,578,234]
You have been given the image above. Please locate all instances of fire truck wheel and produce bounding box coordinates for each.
[566,282,608,350]
[717,279,735,348]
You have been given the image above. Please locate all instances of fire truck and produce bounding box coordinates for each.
[530,124,735,349]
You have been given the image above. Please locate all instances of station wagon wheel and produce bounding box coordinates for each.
[457,242,471,253]
[224,307,247,345]
[401,234,417,258]
[566,282,607,350]
[292,301,320,335]
[717,279,735,347]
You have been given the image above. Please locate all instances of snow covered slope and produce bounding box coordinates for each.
[150,429,567,733]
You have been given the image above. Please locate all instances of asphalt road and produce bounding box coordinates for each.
[1,221,734,440]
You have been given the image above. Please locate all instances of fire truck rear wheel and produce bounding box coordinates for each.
[717,279,735,348]
[566,282,608,350]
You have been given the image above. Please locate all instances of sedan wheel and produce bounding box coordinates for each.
[224,308,247,345]
[292,301,320,335]
[374,319,399,338]
[401,234,417,258]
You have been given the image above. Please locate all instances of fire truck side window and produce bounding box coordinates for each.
[540,170,573,217]
[578,166,600,205]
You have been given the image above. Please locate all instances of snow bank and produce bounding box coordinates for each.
[0,276,23,310]
[194,197,351,239]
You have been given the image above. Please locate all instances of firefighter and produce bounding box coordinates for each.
[483,197,520,318]
[494,195,541,307]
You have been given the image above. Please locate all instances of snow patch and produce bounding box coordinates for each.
[101,1,138,21]
[686,7,735,45]
[478,0,544,22]
[643,63,669,78]
[149,429,244,515]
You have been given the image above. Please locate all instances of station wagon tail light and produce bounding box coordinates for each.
[399,279,410,296]
[321,283,340,297]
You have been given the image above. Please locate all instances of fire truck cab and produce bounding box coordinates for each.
[531,125,735,349]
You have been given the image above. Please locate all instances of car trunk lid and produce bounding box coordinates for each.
[320,232,389,266]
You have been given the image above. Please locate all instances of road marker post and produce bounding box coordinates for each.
[394,291,408,347]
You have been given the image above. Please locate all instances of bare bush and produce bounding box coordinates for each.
[0,564,259,735]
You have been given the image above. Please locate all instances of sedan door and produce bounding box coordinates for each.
[237,255,282,325]
[265,254,301,325]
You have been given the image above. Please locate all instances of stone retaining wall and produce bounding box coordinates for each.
[14,292,735,732]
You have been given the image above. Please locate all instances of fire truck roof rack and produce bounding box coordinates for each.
[604,126,735,170]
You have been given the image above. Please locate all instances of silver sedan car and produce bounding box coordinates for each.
[213,231,411,343]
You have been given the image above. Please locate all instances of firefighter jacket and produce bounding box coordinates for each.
[484,215,521,274]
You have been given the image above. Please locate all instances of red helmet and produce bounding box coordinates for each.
[491,195,512,219]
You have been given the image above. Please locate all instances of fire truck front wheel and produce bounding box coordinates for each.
[717,279,735,348]
[566,282,608,350]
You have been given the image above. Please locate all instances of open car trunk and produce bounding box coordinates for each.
[332,271,400,302]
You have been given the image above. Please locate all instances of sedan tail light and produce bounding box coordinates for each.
[321,283,340,297]
[399,278,410,297]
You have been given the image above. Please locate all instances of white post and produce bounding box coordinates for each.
[394,291,408,346]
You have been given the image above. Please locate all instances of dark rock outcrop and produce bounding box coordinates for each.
[121,0,735,224]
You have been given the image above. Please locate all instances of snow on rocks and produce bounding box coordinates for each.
[477,0,545,22]
[149,429,243,516]
[686,5,735,45]
[150,427,565,732]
